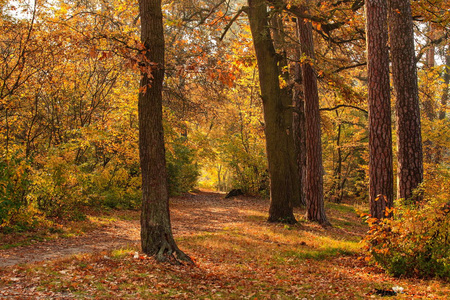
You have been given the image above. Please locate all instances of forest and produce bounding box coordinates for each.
[0,0,450,298]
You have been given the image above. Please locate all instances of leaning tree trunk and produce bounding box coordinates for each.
[365,0,394,218]
[297,14,330,226]
[138,0,191,263]
[388,0,424,202]
[247,0,297,223]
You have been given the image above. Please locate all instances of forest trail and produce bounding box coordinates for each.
[0,191,269,267]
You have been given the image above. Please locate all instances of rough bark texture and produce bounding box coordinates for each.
[388,0,424,202]
[292,20,307,207]
[247,0,297,223]
[271,13,302,208]
[138,0,191,263]
[365,0,394,218]
[297,16,330,226]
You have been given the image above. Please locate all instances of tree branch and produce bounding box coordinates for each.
[320,104,368,114]
[219,7,247,41]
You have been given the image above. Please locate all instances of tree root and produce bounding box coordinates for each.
[154,235,194,265]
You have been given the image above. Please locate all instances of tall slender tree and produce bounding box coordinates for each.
[388,0,424,202]
[297,14,330,226]
[292,19,307,207]
[138,0,192,262]
[365,0,394,218]
[439,49,450,120]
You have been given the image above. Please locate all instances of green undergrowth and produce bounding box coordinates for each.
[0,214,116,250]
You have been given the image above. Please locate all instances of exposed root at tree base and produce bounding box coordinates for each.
[154,239,194,265]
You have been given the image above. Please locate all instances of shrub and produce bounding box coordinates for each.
[363,196,450,279]
[0,155,31,228]
[166,137,200,196]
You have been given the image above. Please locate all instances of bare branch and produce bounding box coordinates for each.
[320,104,368,114]
[219,7,247,41]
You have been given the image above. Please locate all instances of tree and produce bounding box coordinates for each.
[138,0,192,262]
[440,49,449,120]
[365,0,394,218]
[247,0,297,223]
[297,12,330,226]
[292,20,307,207]
[388,0,424,202]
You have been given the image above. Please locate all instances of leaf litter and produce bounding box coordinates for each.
[0,191,449,299]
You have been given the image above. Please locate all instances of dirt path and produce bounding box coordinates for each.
[0,192,269,268]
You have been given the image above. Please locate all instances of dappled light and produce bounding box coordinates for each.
[1,0,450,297]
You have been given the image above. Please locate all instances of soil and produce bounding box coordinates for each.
[0,191,269,268]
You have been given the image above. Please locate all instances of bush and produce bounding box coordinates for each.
[0,155,30,228]
[29,153,87,219]
[363,196,450,279]
[166,137,200,196]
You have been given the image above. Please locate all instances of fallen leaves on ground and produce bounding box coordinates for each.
[0,191,448,299]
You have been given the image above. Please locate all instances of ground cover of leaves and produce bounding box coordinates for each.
[0,191,449,299]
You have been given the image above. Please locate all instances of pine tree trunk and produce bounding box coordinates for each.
[292,20,307,207]
[247,0,297,223]
[138,0,191,263]
[365,0,394,218]
[388,0,424,202]
[297,14,330,226]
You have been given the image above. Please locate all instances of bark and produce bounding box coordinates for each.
[388,0,423,202]
[138,0,192,263]
[292,19,307,207]
[439,52,450,120]
[365,0,394,218]
[423,23,436,121]
[297,15,330,226]
[271,13,302,207]
[247,0,297,224]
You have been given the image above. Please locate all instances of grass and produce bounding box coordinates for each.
[0,198,449,299]
[0,210,129,250]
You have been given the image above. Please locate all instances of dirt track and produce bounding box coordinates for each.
[0,192,269,267]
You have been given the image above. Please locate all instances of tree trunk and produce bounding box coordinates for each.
[423,23,436,121]
[271,12,302,207]
[439,51,449,120]
[138,0,192,263]
[292,20,307,207]
[388,0,424,202]
[365,0,394,218]
[247,0,297,224]
[297,15,330,226]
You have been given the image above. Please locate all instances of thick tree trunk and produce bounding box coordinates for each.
[365,0,394,218]
[271,13,302,208]
[388,0,424,202]
[297,15,330,226]
[247,0,297,223]
[138,0,191,263]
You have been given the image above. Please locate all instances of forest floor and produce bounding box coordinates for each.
[0,191,449,299]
